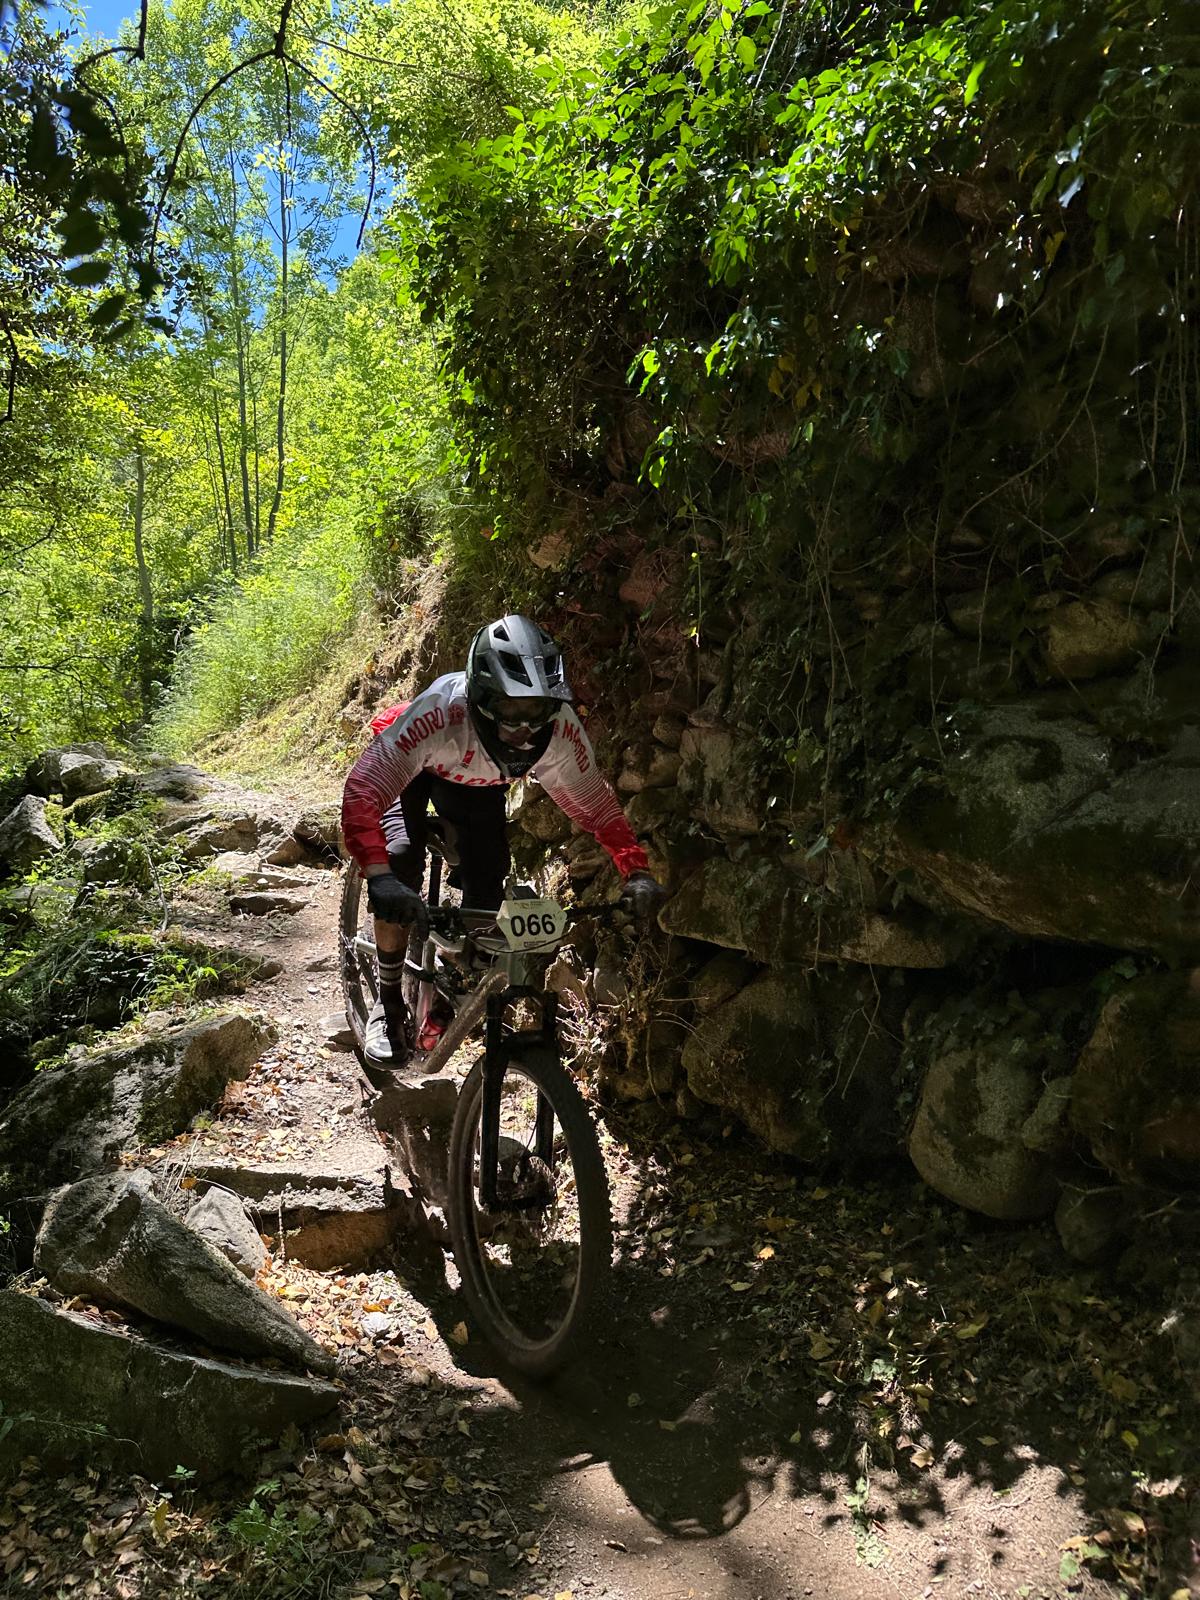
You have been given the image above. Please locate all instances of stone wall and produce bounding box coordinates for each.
[483,530,1200,1256]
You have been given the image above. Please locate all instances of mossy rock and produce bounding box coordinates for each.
[883,703,1200,958]
[1071,973,1200,1187]
[681,966,903,1163]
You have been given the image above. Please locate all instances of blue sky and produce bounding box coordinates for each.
[49,0,375,262]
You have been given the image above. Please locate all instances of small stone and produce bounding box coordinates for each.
[321,1012,356,1052]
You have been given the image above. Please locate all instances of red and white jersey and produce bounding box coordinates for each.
[341,673,648,878]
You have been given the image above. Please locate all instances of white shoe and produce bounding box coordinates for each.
[364,1000,406,1068]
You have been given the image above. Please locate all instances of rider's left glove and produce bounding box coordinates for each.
[618,870,668,926]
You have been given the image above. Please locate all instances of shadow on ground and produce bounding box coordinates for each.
[404,1115,1199,1599]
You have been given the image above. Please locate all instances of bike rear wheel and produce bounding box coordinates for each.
[447,1044,611,1377]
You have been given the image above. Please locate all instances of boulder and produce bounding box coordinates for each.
[661,855,954,968]
[0,1011,275,1198]
[678,724,761,836]
[77,836,153,888]
[175,812,262,859]
[908,1036,1060,1221]
[880,705,1200,958]
[261,831,310,867]
[24,742,109,795]
[1041,598,1157,681]
[35,1172,334,1373]
[618,547,680,611]
[510,786,572,844]
[131,761,209,801]
[690,951,755,1014]
[1071,972,1200,1185]
[211,852,315,890]
[643,748,683,789]
[294,805,342,856]
[681,968,902,1162]
[1054,1185,1127,1263]
[0,794,62,873]
[651,713,685,750]
[545,945,590,1010]
[0,1291,337,1480]
[187,1186,270,1278]
[190,1157,417,1270]
[623,787,683,838]
[59,750,122,800]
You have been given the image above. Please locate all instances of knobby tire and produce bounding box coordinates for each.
[447,1044,612,1377]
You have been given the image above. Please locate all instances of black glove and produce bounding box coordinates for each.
[366,871,428,937]
[618,871,668,925]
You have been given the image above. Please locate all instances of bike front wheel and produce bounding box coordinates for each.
[447,1044,612,1377]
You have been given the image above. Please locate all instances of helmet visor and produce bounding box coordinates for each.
[482,694,559,731]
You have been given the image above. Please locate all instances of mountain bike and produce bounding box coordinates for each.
[338,826,612,1376]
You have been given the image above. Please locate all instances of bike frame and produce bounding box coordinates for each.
[373,851,567,1214]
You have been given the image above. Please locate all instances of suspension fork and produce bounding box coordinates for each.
[477,989,559,1211]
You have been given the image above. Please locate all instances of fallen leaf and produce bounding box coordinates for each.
[955,1318,988,1340]
[808,1331,835,1360]
[911,1447,934,1469]
[978,1436,999,1447]
[449,1322,469,1346]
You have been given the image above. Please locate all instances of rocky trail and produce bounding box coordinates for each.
[0,767,1195,1600]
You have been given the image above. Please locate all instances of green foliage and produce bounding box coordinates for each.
[225,1479,327,1596]
[405,0,1192,815]
[0,804,259,1066]
[147,516,371,750]
[328,0,613,176]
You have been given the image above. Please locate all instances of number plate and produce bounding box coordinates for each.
[497,897,567,952]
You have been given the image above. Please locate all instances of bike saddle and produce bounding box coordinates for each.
[425,815,461,867]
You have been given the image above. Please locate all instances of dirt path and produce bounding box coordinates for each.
[127,792,1195,1600]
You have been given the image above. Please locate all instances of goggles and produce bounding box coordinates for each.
[480,694,559,732]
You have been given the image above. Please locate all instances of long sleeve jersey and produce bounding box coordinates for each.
[341,672,649,879]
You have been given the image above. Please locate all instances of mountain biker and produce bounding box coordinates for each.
[341,613,668,1068]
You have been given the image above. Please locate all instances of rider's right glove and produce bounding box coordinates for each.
[618,870,668,927]
[366,871,429,938]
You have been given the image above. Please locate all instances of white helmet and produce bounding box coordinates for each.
[466,614,571,722]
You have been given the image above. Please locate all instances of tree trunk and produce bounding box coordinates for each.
[130,441,156,717]
[265,153,289,545]
[132,442,152,624]
[211,396,238,575]
[227,149,256,561]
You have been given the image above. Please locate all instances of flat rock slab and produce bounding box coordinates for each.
[230,891,312,916]
[132,762,209,800]
[36,1172,336,1374]
[188,1158,417,1270]
[371,1075,459,1208]
[0,1011,276,1199]
[212,852,318,891]
[0,1291,338,1481]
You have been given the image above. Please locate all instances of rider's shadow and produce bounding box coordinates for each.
[442,1263,796,1541]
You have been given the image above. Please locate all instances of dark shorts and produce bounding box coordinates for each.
[382,773,510,910]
